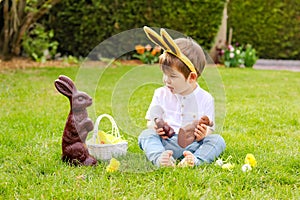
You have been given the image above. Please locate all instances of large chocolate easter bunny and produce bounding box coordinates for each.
[54,75,97,166]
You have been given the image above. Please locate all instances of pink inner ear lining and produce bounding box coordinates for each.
[55,80,73,97]
[58,75,76,91]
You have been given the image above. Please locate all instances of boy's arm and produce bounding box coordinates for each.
[147,119,155,129]
[204,95,215,133]
[195,94,215,139]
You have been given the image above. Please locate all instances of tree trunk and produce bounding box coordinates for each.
[0,0,61,60]
[209,0,229,63]
[2,0,10,60]
[12,0,61,55]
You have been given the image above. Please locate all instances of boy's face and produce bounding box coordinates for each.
[162,66,196,96]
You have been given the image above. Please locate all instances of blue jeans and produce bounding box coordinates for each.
[138,129,226,166]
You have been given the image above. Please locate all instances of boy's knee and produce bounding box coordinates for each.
[139,129,156,139]
[138,129,162,152]
[138,129,158,144]
[206,134,226,150]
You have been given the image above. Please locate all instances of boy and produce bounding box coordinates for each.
[138,27,226,167]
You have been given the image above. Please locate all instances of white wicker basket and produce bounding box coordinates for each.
[87,114,128,160]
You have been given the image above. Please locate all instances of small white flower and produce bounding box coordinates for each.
[241,164,252,172]
[215,158,223,167]
[230,52,235,58]
[236,50,240,54]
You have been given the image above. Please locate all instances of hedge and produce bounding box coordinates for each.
[227,0,300,59]
[43,0,226,58]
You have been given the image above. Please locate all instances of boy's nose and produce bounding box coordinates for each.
[163,75,171,84]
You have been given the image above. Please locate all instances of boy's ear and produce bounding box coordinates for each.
[188,72,198,82]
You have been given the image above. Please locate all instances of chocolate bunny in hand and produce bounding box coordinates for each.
[178,116,213,148]
[154,118,175,138]
[149,105,175,138]
[54,75,97,166]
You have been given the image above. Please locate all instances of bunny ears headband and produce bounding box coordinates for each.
[143,26,196,73]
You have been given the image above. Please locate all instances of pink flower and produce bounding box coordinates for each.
[145,44,152,51]
[154,45,161,52]
[228,45,234,52]
[219,49,225,56]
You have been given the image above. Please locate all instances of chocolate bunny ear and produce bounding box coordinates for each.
[143,26,196,73]
[54,75,76,98]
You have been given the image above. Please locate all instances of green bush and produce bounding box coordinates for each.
[42,0,226,58]
[227,0,300,59]
[219,43,258,68]
[222,44,244,67]
[22,24,58,62]
[244,44,258,67]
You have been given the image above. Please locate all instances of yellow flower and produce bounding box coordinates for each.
[135,45,145,54]
[245,154,257,168]
[106,158,120,173]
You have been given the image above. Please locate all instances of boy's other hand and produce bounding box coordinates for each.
[154,125,170,139]
[194,124,207,141]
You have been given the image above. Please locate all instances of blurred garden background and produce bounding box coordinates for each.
[0,0,300,66]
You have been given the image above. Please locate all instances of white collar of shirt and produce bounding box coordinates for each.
[174,83,201,101]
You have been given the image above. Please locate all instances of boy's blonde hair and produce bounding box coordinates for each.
[159,38,206,79]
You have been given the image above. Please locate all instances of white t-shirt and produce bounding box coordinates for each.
[145,83,215,134]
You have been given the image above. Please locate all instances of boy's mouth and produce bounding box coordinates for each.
[167,86,174,92]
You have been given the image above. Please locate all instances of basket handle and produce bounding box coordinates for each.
[93,114,120,141]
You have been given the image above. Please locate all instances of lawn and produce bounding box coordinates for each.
[0,64,299,199]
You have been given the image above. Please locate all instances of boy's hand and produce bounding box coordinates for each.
[194,124,207,141]
[154,118,175,139]
[154,125,170,139]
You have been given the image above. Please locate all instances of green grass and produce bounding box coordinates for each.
[0,65,299,199]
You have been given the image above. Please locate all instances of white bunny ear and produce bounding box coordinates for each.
[143,26,169,50]
[160,28,181,56]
